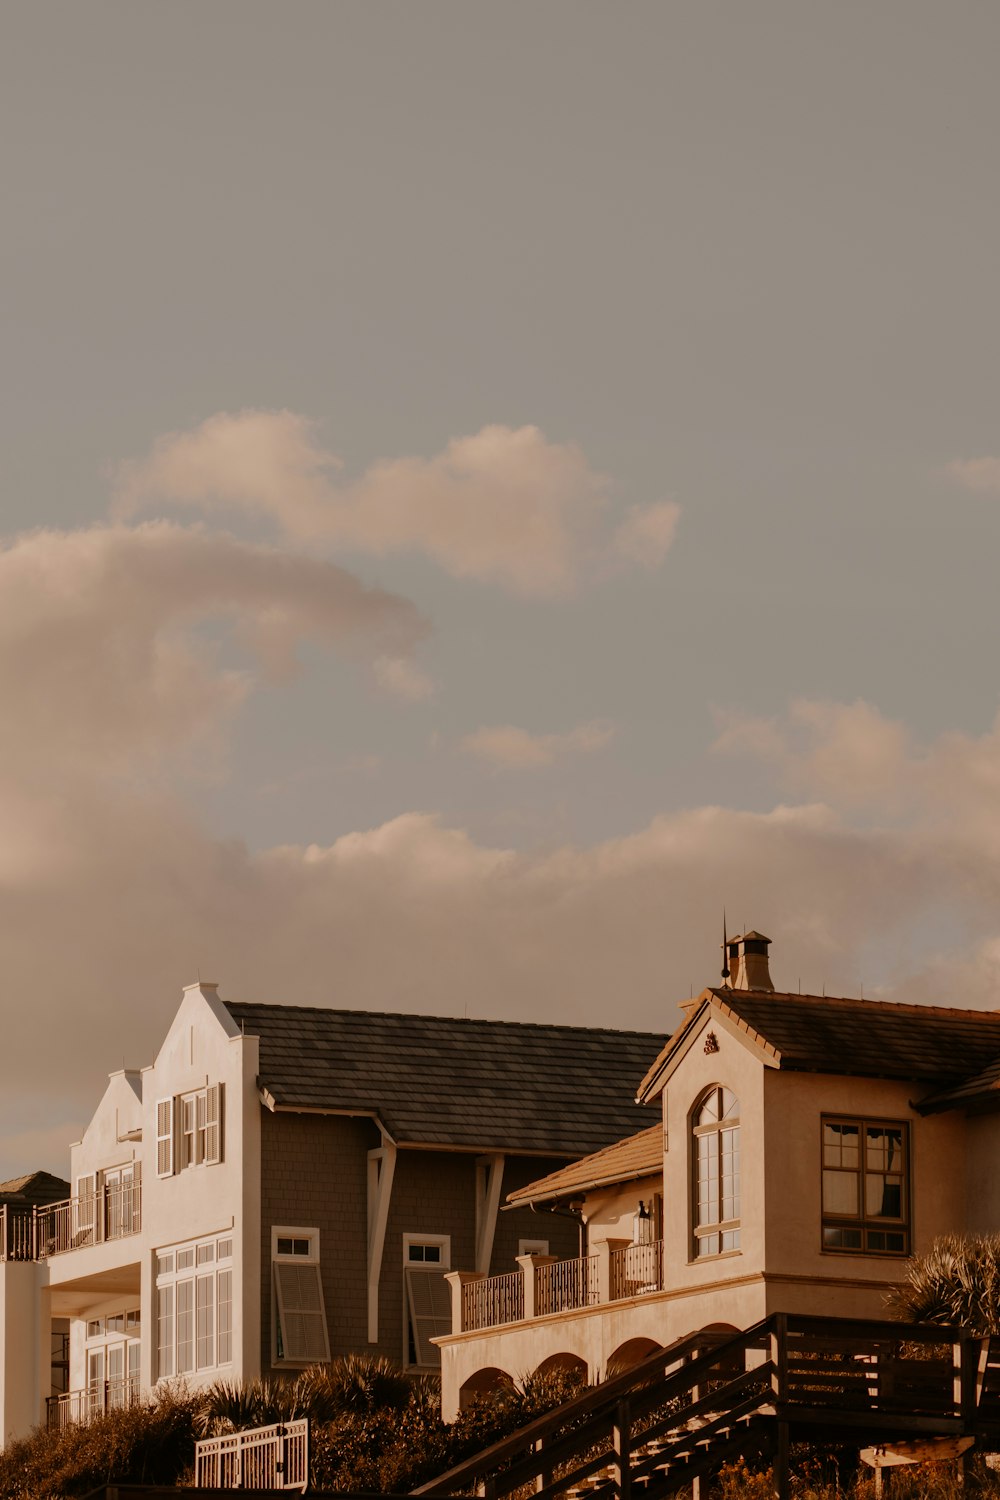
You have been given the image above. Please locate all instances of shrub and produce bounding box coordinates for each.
[887,1233,1000,1334]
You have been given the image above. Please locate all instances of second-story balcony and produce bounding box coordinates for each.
[36,1181,142,1259]
[453,1240,664,1335]
[0,1205,36,1261]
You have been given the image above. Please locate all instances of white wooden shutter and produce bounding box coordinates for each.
[156,1098,174,1177]
[205,1083,222,1164]
[274,1262,330,1363]
[405,1268,452,1367]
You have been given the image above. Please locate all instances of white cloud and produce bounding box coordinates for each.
[460,719,616,769]
[114,411,680,595]
[947,457,1000,493]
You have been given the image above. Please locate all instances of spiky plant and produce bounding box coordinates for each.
[887,1234,1000,1335]
[312,1352,412,1418]
[196,1375,301,1436]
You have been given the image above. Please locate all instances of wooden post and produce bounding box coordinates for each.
[773,1420,790,1500]
[612,1396,631,1500]
[771,1316,790,1500]
[533,1435,552,1495]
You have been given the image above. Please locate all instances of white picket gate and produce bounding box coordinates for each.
[195,1417,309,1491]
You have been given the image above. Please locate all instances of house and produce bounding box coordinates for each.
[0,981,662,1444]
[437,931,1000,1419]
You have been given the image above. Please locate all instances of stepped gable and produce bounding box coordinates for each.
[225,1001,664,1157]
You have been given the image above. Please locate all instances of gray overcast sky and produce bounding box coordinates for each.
[3,2,1000,1179]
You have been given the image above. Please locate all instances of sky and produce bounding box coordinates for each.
[3,2,1000,1181]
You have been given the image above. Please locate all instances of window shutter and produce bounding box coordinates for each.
[156,1098,174,1177]
[205,1084,223,1165]
[405,1268,452,1367]
[274,1262,330,1364]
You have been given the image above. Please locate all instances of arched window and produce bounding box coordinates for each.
[692,1085,741,1258]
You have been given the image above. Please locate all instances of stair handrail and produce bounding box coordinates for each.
[412,1318,771,1497]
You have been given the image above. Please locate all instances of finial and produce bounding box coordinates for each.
[721,910,730,985]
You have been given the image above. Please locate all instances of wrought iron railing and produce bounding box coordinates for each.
[462,1271,526,1332]
[0,1205,35,1260]
[609,1239,663,1301]
[534,1253,600,1317]
[195,1418,309,1491]
[36,1181,141,1257]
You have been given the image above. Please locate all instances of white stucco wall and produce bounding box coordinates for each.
[0,1261,43,1446]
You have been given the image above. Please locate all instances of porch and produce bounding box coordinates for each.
[37,1180,142,1258]
[47,1374,142,1431]
[449,1241,665,1335]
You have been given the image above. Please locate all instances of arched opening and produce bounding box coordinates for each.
[605,1337,663,1379]
[459,1366,517,1409]
[535,1351,588,1379]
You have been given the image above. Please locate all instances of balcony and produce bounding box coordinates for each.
[36,1181,142,1258]
[47,1376,141,1431]
[0,1205,36,1261]
[453,1241,663,1335]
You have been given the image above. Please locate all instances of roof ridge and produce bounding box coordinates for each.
[222,999,664,1041]
[711,988,1000,1023]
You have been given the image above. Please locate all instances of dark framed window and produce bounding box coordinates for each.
[821,1117,909,1255]
[692,1085,741,1258]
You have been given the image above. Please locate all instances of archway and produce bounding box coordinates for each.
[458,1366,517,1409]
[605,1337,663,1379]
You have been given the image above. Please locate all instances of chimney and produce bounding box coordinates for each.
[728,931,774,991]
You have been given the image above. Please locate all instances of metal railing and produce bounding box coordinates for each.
[534,1253,599,1317]
[462,1271,525,1332]
[47,1377,142,1430]
[36,1182,141,1257]
[609,1239,663,1301]
[0,1205,35,1260]
[195,1418,309,1491]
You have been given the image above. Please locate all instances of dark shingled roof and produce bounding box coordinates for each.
[225,1002,663,1156]
[638,988,1000,1105]
[0,1170,70,1207]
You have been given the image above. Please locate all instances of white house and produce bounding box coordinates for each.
[0,981,661,1445]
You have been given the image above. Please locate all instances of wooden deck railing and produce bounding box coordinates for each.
[534,1253,599,1317]
[416,1313,1000,1500]
[195,1418,309,1491]
[462,1270,525,1332]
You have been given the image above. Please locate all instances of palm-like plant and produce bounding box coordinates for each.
[887,1234,1000,1335]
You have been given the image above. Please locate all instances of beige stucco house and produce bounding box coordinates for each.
[438,932,1000,1420]
[0,982,661,1445]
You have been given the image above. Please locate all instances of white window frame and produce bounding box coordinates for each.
[154,1234,234,1382]
[156,1085,223,1177]
[271,1226,331,1368]
[517,1238,550,1258]
[402,1234,452,1371]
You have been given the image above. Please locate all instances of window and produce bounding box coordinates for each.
[156,1085,223,1178]
[692,1085,741,1259]
[272,1228,331,1367]
[155,1235,234,1380]
[85,1307,140,1408]
[403,1235,452,1370]
[518,1238,550,1257]
[822,1117,909,1255]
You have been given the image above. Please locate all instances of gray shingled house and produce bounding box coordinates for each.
[227,1003,663,1372]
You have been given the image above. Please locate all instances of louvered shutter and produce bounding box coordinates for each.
[205,1084,223,1164]
[156,1099,174,1177]
[274,1262,330,1363]
[404,1268,452,1367]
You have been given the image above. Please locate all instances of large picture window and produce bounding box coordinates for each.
[692,1086,741,1259]
[155,1234,234,1379]
[822,1117,909,1255]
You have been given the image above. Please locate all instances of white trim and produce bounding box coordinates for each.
[402,1233,451,1268]
[270,1226,330,1367]
[518,1238,550,1257]
[474,1154,505,1276]
[366,1143,396,1343]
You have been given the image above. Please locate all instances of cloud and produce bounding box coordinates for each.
[460,719,616,769]
[373,655,436,702]
[0,521,428,788]
[947,457,1000,493]
[114,410,680,595]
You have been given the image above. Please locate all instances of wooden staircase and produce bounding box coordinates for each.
[415,1313,1000,1500]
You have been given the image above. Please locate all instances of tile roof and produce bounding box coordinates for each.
[638,988,1000,1104]
[225,1002,663,1156]
[507,1125,663,1207]
[0,1170,70,1206]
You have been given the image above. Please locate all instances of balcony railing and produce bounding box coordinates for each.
[609,1239,663,1301]
[452,1239,665,1335]
[47,1377,141,1430]
[37,1182,142,1258]
[0,1206,36,1261]
[534,1253,600,1317]
[462,1269,525,1332]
